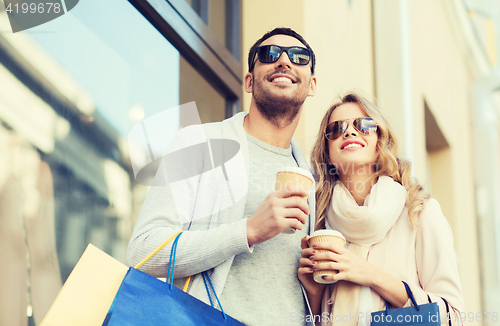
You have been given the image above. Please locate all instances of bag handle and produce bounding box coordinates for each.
[442,297,453,326]
[132,230,227,320]
[134,231,192,292]
[402,281,420,310]
[134,231,183,269]
[384,281,421,312]
[202,271,228,320]
[165,232,229,320]
[166,232,182,289]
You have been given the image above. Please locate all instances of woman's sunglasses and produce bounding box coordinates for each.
[325,117,378,141]
[250,45,312,71]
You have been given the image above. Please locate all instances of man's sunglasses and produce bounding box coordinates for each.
[250,45,313,71]
[325,117,378,141]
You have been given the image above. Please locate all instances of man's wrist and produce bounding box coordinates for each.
[246,218,256,246]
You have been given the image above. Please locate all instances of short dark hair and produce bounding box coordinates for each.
[247,27,316,75]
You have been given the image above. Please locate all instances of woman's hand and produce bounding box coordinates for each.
[311,242,409,308]
[311,242,375,286]
[298,236,326,315]
[298,236,326,294]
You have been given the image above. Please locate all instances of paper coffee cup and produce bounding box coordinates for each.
[309,230,346,284]
[275,167,314,234]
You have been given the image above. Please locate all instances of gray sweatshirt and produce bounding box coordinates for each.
[126,112,315,321]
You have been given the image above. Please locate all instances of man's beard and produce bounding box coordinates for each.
[252,71,309,128]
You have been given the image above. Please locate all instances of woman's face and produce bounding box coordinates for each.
[327,102,378,173]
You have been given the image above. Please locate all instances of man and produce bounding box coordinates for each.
[127,27,317,325]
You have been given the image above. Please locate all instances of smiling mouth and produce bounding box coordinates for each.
[341,143,364,150]
[272,76,294,84]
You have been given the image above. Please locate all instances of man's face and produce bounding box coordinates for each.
[245,35,317,127]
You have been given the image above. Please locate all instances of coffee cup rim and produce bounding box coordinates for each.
[310,230,345,241]
[276,166,314,181]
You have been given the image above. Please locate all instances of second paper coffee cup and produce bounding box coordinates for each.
[309,230,346,283]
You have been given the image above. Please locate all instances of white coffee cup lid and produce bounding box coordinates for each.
[277,166,314,182]
[310,230,345,241]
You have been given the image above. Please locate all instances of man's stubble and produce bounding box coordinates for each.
[252,70,311,128]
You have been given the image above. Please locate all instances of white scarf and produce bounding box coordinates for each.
[327,176,407,246]
[322,176,407,326]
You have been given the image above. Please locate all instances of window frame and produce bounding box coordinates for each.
[128,0,243,118]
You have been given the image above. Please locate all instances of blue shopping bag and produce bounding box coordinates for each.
[103,232,244,326]
[371,282,440,326]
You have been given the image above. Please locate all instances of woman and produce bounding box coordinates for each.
[298,93,464,325]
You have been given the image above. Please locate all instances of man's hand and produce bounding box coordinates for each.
[246,186,309,246]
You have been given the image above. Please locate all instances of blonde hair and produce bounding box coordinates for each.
[311,92,429,230]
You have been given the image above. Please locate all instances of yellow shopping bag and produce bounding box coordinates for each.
[40,244,128,326]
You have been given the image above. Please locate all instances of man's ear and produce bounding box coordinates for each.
[307,76,317,97]
[244,72,253,94]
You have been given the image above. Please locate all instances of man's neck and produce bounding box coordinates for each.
[243,105,301,149]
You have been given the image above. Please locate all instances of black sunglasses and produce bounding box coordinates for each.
[325,117,378,141]
[250,45,313,71]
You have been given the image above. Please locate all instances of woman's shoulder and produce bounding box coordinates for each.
[418,197,454,238]
[421,197,441,213]
[420,197,443,218]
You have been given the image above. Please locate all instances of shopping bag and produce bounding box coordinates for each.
[103,232,244,326]
[40,244,129,326]
[371,282,440,326]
